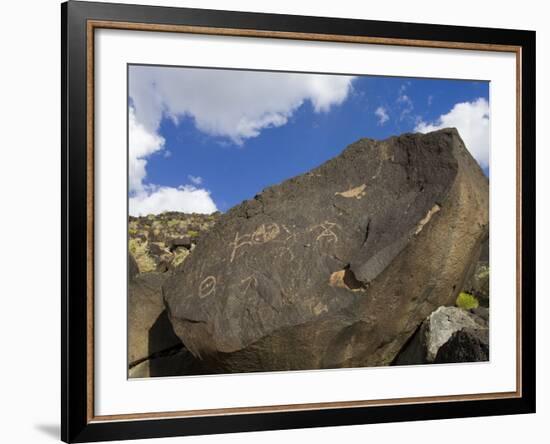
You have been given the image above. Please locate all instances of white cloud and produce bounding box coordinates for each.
[188,175,203,185]
[395,82,415,122]
[374,106,389,125]
[129,185,217,216]
[129,66,355,145]
[128,107,165,194]
[127,67,355,215]
[414,98,490,168]
[129,107,217,215]
[397,93,412,107]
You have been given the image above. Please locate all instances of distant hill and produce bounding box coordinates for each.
[129,211,220,273]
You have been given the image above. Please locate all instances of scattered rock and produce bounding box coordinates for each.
[156,260,170,273]
[169,236,192,252]
[128,213,219,273]
[164,129,489,372]
[148,242,166,257]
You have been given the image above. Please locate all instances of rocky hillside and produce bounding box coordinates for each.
[129,212,220,273]
[128,128,490,377]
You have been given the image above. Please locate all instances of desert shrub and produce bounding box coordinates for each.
[128,239,156,272]
[187,230,199,238]
[456,292,479,310]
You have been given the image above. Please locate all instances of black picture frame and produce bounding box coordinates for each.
[61,1,536,442]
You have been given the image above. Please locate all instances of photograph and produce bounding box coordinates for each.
[127,65,490,378]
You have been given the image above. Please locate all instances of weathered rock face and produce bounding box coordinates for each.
[462,231,490,307]
[164,128,489,372]
[129,253,140,280]
[128,273,182,366]
[393,306,488,365]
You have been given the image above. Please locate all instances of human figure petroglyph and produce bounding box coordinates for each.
[198,275,216,298]
[240,275,258,294]
[229,232,253,263]
[310,221,340,243]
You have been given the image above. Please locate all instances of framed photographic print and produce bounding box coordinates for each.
[61,1,536,442]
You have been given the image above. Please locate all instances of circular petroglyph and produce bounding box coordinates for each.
[198,275,216,298]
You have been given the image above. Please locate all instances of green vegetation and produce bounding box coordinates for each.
[129,238,157,272]
[456,292,479,310]
[128,212,220,272]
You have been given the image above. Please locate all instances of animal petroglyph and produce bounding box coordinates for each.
[229,223,281,263]
[335,183,367,199]
[252,223,280,244]
[198,275,216,298]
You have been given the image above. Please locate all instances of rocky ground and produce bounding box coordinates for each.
[129,212,220,273]
[128,128,490,378]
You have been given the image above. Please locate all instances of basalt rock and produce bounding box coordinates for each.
[164,128,489,372]
[393,306,488,365]
[129,253,140,281]
[434,327,489,363]
[128,273,182,366]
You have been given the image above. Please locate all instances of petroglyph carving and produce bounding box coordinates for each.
[310,221,340,244]
[198,275,216,298]
[252,223,280,244]
[415,204,441,235]
[229,223,281,263]
[277,246,295,262]
[313,302,328,316]
[240,275,258,294]
[335,183,367,199]
[229,232,253,263]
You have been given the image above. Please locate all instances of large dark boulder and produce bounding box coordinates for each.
[164,128,489,372]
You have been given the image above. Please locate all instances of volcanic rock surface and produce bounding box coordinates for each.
[163,128,489,372]
[393,306,488,365]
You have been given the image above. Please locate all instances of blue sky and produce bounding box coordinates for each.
[128,66,489,215]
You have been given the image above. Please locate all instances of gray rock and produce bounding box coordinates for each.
[393,306,488,365]
[471,306,489,322]
[170,236,193,251]
[129,346,208,378]
[164,129,489,372]
[129,253,139,281]
[423,306,487,362]
[128,273,182,365]
[434,327,489,363]
[462,230,489,306]
[148,242,166,257]
[128,360,150,378]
